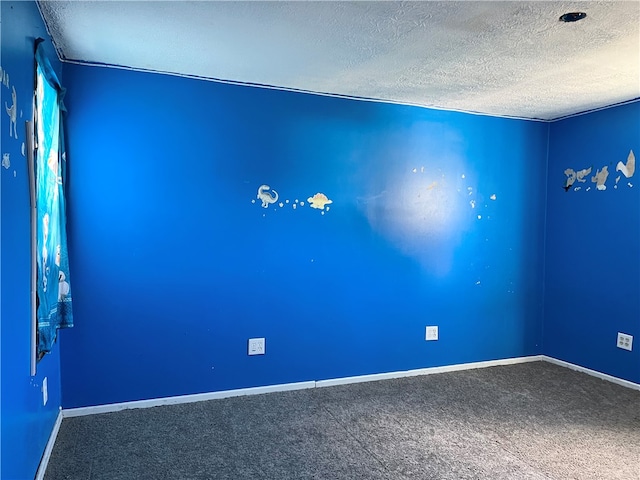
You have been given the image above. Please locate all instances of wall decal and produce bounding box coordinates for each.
[5,85,18,139]
[257,184,279,208]
[616,149,635,178]
[2,153,10,169]
[563,167,592,191]
[591,166,609,190]
[307,192,332,210]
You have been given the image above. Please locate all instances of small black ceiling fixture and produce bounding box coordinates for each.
[559,12,587,22]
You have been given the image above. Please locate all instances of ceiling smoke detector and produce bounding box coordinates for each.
[559,12,587,22]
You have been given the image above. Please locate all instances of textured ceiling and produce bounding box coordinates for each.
[38,1,640,120]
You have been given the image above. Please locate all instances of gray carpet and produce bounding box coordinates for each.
[44,361,640,480]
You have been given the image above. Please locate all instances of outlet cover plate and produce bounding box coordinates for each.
[425,326,438,341]
[248,337,266,355]
[617,332,633,351]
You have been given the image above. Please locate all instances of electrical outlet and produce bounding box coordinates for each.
[248,337,265,355]
[42,377,48,406]
[617,332,633,351]
[425,326,438,341]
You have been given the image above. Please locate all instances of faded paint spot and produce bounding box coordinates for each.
[2,153,10,169]
[412,168,417,173]
[461,174,465,179]
[420,166,424,173]
[591,166,609,190]
[616,150,635,178]
[251,199,256,204]
[13,171,16,177]
[490,194,496,200]
[426,181,437,190]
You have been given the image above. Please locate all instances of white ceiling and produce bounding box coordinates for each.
[38,1,640,120]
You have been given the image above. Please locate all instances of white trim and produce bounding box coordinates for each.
[62,381,316,418]
[315,355,544,388]
[542,356,640,391]
[35,408,63,480]
[62,356,544,417]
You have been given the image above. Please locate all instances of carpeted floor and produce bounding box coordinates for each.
[45,361,640,480]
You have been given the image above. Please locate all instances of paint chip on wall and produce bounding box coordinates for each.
[2,153,10,169]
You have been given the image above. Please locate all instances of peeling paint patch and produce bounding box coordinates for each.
[477,215,482,219]
[574,186,581,191]
[616,175,621,184]
[616,150,635,178]
[490,194,496,200]
[628,182,633,188]
[591,166,609,191]
[412,168,417,173]
[21,142,25,156]
[469,200,476,209]
[2,153,10,169]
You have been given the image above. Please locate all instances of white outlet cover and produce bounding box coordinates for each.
[248,337,266,355]
[425,326,438,341]
[617,332,633,351]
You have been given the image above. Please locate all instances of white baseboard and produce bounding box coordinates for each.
[315,355,544,388]
[35,408,63,480]
[541,356,640,391]
[62,380,317,418]
[63,355,544,418]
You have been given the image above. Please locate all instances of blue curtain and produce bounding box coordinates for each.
[35,42,73,355]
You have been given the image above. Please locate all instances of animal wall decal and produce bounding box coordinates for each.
[5,85,18,139]
[257,184,279,208]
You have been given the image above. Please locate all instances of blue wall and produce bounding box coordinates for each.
[545,101,640,384]
[1,2,64,479]
[61,63,548,408]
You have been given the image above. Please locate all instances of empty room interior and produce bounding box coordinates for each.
[1,1,639,479]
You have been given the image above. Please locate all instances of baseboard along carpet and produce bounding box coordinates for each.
[44,361,640,480]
